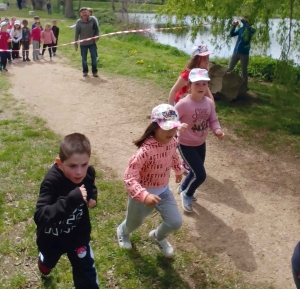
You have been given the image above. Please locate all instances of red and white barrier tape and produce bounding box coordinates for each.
[0,22,218,52]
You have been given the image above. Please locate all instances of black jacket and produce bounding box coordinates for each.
[51,26,59,39]
[34,164,97,253]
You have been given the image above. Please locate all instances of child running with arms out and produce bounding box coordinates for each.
[34,133,99,289]
[117,104,187,257]
[176,69,225,213]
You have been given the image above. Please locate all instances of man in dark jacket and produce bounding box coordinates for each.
[34,133,99,289]
[74,7,99,77]
[227,17,256,90]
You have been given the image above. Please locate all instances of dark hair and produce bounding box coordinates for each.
[133,122,159,148]
[59,133,91,162]
[34,16,40,20]
[22,19,28,24]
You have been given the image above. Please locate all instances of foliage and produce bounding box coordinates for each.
[212,56,300,84]
[159,0,300,61]
[94,9,120,25]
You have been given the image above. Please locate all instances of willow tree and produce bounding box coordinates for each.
[159,0,300,62]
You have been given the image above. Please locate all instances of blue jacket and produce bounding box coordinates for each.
[230,19,255,55]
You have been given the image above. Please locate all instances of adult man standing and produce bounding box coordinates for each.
[74,7,99,77]
[227,17,255,90]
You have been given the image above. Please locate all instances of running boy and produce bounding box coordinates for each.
[34,133,99,289]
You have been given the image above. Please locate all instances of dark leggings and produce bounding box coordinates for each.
[178,143,206,197]
[0,51,8,68]
[12,41,20,59]
[42,43,52,57]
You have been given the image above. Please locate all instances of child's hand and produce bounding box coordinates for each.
[79,184,87,202]
[175,174,182,183]
[144,194,161,206]
[178,123,188,132]
[215,129,225,140]
[8,39,12,42]
[88,198,97,208]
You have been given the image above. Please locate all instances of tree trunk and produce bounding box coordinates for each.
[64,0,75,18]
[78,0,81,12]
[32,0,45,10]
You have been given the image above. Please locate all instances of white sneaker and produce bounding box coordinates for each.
[149,230,174,258]
[116,225,132,249]
[177,184,197,201]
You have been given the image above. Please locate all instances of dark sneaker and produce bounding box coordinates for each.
[23,58,26,62]
[38,259,51,275]
[26,58,31,61]
[83,73,88,77]
[93,73,98,77]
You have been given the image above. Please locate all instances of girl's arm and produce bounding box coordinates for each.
[16,30,22,42]
[208,101,224,139]
[123,148,149,203]
[168,76,187,105]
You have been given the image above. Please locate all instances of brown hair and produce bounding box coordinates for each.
[87,7,93,15]
[59,133,91,162]
[133,122,159,148]
[185,55,209,70]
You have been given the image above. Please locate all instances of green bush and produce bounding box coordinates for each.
[212,55,300,84]
[94,9,120,25]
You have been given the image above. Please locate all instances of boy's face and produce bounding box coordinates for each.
[23,22,28,27]
[56,153,90,184]
[34,18,39,23]
[52,21,57,26]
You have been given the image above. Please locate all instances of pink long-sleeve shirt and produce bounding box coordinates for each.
[123,137,182,202]
[41,30,56,44]
[175,94,221,146]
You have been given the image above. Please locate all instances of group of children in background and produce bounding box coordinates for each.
[0,15,59,71]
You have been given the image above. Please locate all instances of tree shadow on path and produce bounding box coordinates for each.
[199,176,255,214]
[188,203,257,272]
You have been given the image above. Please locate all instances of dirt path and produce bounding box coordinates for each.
[7,55,300,288]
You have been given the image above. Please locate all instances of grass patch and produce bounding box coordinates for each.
[0,55,275,288]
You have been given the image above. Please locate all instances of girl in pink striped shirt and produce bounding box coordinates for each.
[117,104,187,258]
[41,23,56,60]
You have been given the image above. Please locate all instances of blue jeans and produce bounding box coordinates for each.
[178,143,206,197]
[80,43,97,74]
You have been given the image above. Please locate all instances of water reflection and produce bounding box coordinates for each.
[121,13,299,64]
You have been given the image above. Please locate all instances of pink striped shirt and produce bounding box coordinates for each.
[124,137,182,202]
[41,30,56,45]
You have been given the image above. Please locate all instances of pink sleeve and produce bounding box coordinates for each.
[208,100,221,132]
[171,144,182,175]
[123,148,149,203]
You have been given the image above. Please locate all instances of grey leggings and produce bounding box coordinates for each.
[228,53,249,87]
[119,187,182,241]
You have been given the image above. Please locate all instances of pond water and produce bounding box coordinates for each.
[120,13,299,63]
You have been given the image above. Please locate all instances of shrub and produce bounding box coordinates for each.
[94,9,120,25]
[211,55,300,84]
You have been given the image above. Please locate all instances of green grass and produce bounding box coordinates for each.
[0,76,274,288]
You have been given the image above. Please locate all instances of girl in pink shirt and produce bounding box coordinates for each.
[41,23,56,60]
[117,104,187,257]
[175,68,225,213]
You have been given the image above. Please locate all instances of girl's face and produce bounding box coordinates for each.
[190,81,208,98]
[198,55,209,69]
[1,25,8,32]
[14,24,20,29]
[154,127,177,144]
[45,25,51,31]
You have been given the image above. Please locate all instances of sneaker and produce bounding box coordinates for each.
[38,258,51,275]
[26,58,31,61]
[180,191,193,213]
[116,225,132,249]
[3,67,8,72]
[83,73,88,77]
[93,73,98,77]
[149,230,174,258]
[53,52,56,56]
[23,58,26,62]
[177,184,196,201]
[11,59,16,64]
[8,59,12,64]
